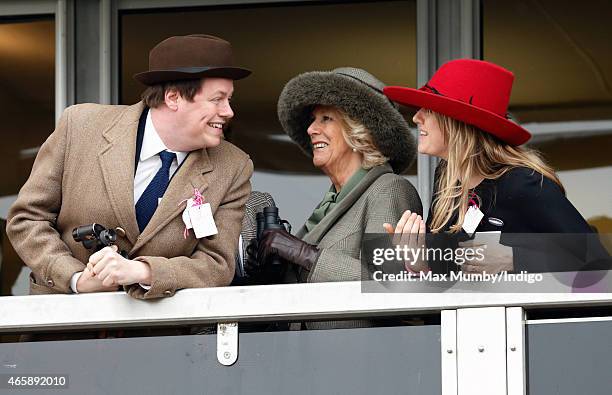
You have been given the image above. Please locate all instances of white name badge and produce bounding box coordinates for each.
[462,206,484,236]
[188,203,218,238]
[182,198,194,230]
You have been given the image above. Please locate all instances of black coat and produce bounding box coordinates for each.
[426,166,610,273]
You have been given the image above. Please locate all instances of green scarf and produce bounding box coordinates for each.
[305,168,369,232]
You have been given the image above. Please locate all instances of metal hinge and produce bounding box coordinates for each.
[216,322,238,366]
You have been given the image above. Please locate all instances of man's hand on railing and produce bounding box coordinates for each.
[76,266,120,293]
[87,246,152,288]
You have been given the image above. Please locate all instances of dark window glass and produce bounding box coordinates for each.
[121,1,417,173]
[484,0,612,241]
[0,17,54,296]
[0,17,55,196]
[120,1,417,227]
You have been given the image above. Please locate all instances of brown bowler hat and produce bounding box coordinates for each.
[133,34,251,85]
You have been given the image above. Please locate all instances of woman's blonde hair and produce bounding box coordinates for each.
[429,110,564,233]
[328,106,388,169]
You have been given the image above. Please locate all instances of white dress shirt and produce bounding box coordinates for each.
[133,110,188,203]
[71,110,188,293]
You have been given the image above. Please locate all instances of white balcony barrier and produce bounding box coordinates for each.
[2,274,612,395]
[1,274,612,333]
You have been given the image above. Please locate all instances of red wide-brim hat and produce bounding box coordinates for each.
[384,59,530,146]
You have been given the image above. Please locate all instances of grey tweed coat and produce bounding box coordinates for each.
[293,163,422,283]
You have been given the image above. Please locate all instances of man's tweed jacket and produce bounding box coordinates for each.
[7,101,252,299]
[294,163,422,283]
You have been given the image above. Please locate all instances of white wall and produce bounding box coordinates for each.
[558,166,612,220]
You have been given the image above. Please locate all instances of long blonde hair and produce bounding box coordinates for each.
[429,111,564,233]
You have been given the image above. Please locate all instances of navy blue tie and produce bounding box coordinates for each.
[135,150,177,232]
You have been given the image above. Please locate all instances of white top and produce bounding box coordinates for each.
[133,110,188,203]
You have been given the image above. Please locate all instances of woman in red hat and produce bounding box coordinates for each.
[382,59,609,274]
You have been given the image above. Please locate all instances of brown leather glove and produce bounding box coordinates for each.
[258,229,321,271]
[244,238,287,284]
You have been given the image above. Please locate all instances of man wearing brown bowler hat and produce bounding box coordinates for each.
[7,34,253,299]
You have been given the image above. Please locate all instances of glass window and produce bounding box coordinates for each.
[0,17,54,197]
[0,16,55,296]
[483,0,612,246]
[120,1,417,227]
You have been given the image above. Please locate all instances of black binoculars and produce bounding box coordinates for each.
[256,206,291,240]
[255,206,291,272]
[72,223,127,258]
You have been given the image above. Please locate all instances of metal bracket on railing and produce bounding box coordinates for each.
[216,322,238,366]
[441,310,458,395]
[456,307,507,395]
[506,307,526,395]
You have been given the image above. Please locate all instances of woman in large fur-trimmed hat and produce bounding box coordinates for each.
[246,67,422,284]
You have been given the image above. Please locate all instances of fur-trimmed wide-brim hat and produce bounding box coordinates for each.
[277,67,416,173]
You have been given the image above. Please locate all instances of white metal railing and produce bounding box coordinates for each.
[1,276,612,333]
[2,276,612,395]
